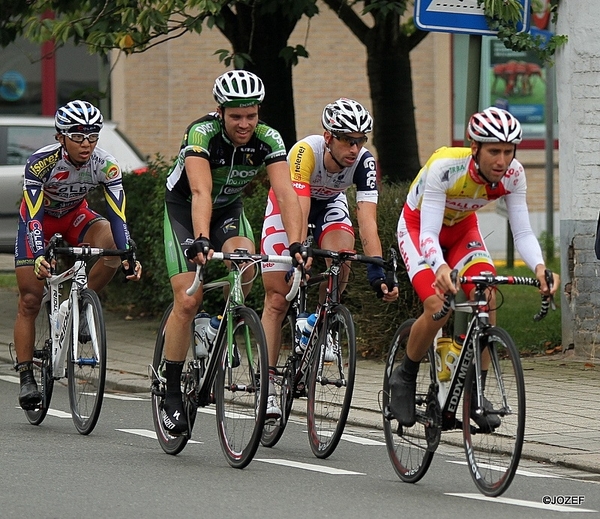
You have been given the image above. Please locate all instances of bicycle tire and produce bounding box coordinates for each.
[462,326,525,497]
[261,313,295,448]
[382,319,435,483]
[150,303,193,455]
[215,306,268,469]
[68,289,107,435]
[25,299,54,425]
[306,304,356,459]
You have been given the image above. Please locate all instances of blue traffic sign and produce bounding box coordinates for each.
[414,0,531,36]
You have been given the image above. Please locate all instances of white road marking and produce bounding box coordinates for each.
[256,458,365,475]
[447,460,561,478]
[446,493,598,513]
[117,428,202,444]
[302,429,385,446]
[102,393,145,401]
[1,375,19,384]
[47,409,72,418]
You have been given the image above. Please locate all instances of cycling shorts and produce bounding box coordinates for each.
[15,200,104,268]
[163,196,254,278]
[397,205,495,302]
[261,188,353,273]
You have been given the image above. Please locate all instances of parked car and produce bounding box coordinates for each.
[0,115,148,254]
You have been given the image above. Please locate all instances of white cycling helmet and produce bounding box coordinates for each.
[55,100,103,133]
[213,70,265,107]
[322,98,373,134]
[468,107,522,144]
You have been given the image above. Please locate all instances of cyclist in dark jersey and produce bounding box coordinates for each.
[13,100,142,410]
[160,70,306,435]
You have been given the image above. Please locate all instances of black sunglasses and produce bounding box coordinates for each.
[332,133,368,147]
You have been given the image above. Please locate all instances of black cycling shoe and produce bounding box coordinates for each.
[470,395,501,432]
[161,395,188,436]
[389,366,417,427]
[18,369,42,411]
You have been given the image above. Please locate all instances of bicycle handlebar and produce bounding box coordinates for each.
[185,249,300,301]
[45,233,137,276]
[432,269,555,322]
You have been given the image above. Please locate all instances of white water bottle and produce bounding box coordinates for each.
[56,300,69,332]
[296,313,317,354]
[193,312,211,358]
[294,312,309,352]
[204,315,221,353]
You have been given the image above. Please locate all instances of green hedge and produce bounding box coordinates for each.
[99,157,417,357]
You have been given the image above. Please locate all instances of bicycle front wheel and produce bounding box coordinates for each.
[150,303,192,455]
[261,313,295,448]
[215,306,268,469]
[462,326,525,497]
[307,304,356,459]
[382,319,435,483]
[26,297,54,426]
[68,289,106,435]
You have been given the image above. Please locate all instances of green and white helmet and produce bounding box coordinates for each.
[213,70,265,108]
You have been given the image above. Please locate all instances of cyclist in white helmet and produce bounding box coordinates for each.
[160,70,306,435]
[260,98,399,420]
[13,99,142,411]
[389,106,559,431]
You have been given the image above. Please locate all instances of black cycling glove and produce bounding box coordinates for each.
[289,241,312,268]
[367,259,389,299]
[186,235,213,260]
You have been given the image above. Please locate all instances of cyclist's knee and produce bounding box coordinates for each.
[18,291,43,317]
[264,289,290,318]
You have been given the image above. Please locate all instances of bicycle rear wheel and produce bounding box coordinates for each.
[307,304,356,459]
[25,298,54,425]
[261,313,295,448]
[215,306,268,469]
[382,319,435,483]
[68,289,107,435]
[150,303,193,455]
[462,326,525,497]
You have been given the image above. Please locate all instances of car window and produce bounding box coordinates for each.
[1,126,55,166]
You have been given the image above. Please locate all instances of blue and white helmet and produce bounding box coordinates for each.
[55,100,103,133]
[322,98,373,134]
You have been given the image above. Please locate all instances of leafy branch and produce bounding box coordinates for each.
[479,0,567,64]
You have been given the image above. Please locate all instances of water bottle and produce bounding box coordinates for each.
[435,337,452,382]
[296,313,317,354]
[204,315,222,353]
[56,300,69,333]
[193,312,211,358]
[294,312,309,352]
[444,337,463,380]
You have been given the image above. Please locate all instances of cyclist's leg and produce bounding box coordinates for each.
[78,217,120,293]
[13,264,45,409]
[162,199,203,435]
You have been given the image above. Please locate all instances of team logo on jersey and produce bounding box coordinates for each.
[222,218,238,234]
[53,170,70,181]
[26,220,44,254]
[466,240,483,249]
[104,162,120,180]
[29,149,60,179]
[441,169,450,182]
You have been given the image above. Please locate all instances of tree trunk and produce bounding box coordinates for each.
[365,21,421,184]
[220,4,299,149]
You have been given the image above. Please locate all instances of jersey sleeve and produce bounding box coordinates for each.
[289,141,316,197]
[100,157,131,250]
[353,150,379,204]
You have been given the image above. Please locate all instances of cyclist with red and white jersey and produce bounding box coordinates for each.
[159,70,306,435]
[261,98,399,419]
[13,100,142,411]
[389,106,560,430]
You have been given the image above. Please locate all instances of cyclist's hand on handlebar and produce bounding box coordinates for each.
[371,278,399,302]
[434,264,459,300]
[535,264,559,296]
[186,235,213,265]
[122,260,142,281]
[34,255,52,279]
[289,242,312,269]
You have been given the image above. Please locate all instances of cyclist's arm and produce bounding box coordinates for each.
[505,191,544,273]
[356,201,383,257]
[419,173,448,273]
[267,159,304,247]
[186,155,213,243]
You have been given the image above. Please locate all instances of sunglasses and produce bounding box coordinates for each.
[332,133,368,147]
[65,132,100,144]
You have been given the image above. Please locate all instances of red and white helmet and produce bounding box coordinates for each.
[468,107,522,144]
[322,98,373,134]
